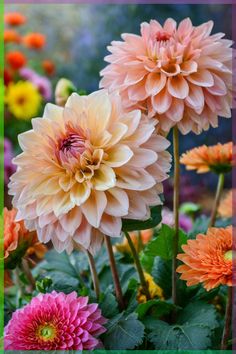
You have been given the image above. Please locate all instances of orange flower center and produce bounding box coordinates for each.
[156,31,171,42]
[16,96,26,106]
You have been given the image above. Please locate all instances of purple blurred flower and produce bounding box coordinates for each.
[32,75,52,101]
[20,67,52,101]
[4,138,16,185]
[162,207,193,233]
[20,67,37,81]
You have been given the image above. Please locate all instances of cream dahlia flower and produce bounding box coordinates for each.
[9,90,171,254]
[100,18,232,134]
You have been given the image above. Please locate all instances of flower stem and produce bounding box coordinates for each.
[221,286,232,350]
[21,258,35,291]
[209,173,225,227]
[172,125,180,306]
[104,235,124,310]
[124,231,150,300]
[86,250,100,300]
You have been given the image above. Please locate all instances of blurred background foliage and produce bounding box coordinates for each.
[5,3,232,193]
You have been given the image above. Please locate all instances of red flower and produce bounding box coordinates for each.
[23,33,46,50]
[4,69,13,86]
[6,51,27,70]
[42,59,55,76]
[4,30,21,44]
[4,12,26,26]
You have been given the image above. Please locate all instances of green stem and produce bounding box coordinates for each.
[124,231,150,300]
[221,286,232,349]
[21,258,35,291]
[104,235,124,310]
[172,125,180,306]
[86,250,100,300]
[209,173,225,227]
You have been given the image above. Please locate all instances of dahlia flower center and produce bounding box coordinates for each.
[60,133,86,156]
[224,250,235,261]
[155,31,171,42]
[16,96,26,106]
[37,324,57,341]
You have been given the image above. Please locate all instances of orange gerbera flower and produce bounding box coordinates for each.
[4,208,47,269]
[115,229,153,254]
[4,12,26,26]
[4,30,21,44]
[23,33,46,50]
[180,142,233,174]
[42,59,55,76]
[177,226,233,291]
[218,190,233,218]
[6,51,27,70]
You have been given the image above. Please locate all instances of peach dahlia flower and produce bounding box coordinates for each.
[177,226,233,291]
[9,90,171,255]
[100,18,232,134]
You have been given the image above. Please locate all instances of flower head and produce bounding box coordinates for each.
[4,291,107,350]
[23,33,46,50]
[180,142,233,174]
[115,229,153,254]
[9,90,171,255]
[55,78,77,106]
[32,75,52,101]
[42,59,56,76]
[4,30,21,44]
[218,190,233,218]
[4,138,16,185]
[162,207,193,232]
[137,272,164,303]
[100,18,232,135]
[5,81,42,120]
[6,51,27,70]
[20,67,38,81]
[177,226,233,291]
[4,207,46,269]
[4,12,26,26]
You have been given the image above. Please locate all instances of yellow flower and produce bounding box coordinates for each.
[137,272,164,303]
[5,81,42,120]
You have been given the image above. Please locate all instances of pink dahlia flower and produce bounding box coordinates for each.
[4,291,106,350]
[9,90,171,254]
[100,18,232,134]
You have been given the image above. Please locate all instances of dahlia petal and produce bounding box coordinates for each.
[87,90,112,136]
[145,72,166,96]
[128,148,157,168]
[128,78,149,101]
[187,69,214,87]
[99,214,122,237]
[107,123,128,147]
[152,87,172,114]
[73,218,92,249]
[116,167,156,190]
[88,229,104,256]
[181,61,198,75]
[178,17,193,37]
[120,110,141,138]
[59,207,82,234]
[53,191,75,217]
[105,144,133,167]
[81,191,107,228]
[92,164,116,191]
[163,18,177,32]
[167,76,189,99]
[70,182,91,206]
[206,73,227,96]
[166,98,184,121]
[185,84,204,113]
[105,187,129,217]
[43,102,64,122]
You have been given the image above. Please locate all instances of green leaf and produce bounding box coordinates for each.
[148,302,219,349]
[122,205,162,232]
[99,290,119,319]
[142,224,187,261]
[104,313,145,349]
[136,299,175,319]
[151,257,172,298]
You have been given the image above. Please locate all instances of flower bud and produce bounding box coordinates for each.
[55,78,76,106]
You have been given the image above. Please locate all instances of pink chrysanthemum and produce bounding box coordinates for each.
[9,89,171,254]
[100,18,232,134]
[4,291,107,350]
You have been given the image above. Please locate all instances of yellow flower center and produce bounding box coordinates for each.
[224,250,235,261]
[36,324,57,341]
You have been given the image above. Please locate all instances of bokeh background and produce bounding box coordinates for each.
[4,3,232,210]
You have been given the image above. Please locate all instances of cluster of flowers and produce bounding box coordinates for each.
[4,15,233,350]
[4,12,55,121]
